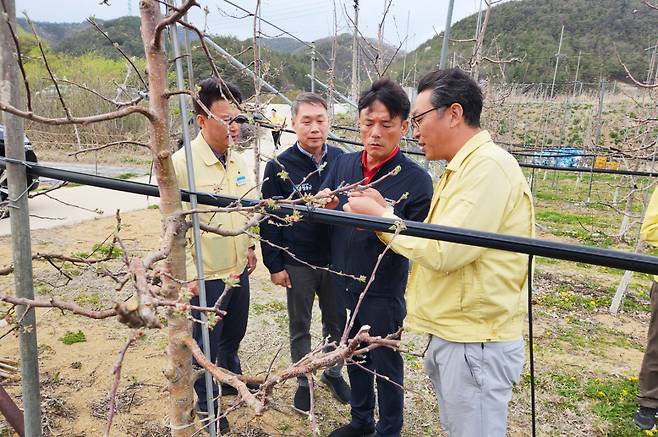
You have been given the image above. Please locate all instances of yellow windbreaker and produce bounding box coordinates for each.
[172,133,254,281]
[379,130,535,342]
[640,187,658,281]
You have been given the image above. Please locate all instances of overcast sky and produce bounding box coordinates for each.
[14,0,508,51]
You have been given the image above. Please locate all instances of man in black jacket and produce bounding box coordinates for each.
[322,79,433,437]
[260,93,350,413]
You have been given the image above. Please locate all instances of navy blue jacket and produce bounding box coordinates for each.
[260,143,344,274]
[321,149,433,299]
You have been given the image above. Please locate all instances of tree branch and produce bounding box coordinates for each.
[57,78,145,108]
[87,17,148,89]
[341,223,403,344]
[67,140,149,158]
[0,0,32,111]
[24,13,74,120]
[0,101,155,125]
[103,331,142,437]
[617,51,658,88]
[181,335,265,414]
[644,0,658,10]
[152,0,199,51]
[0,294,117,319]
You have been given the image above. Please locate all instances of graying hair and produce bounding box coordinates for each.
[291,92,328,118]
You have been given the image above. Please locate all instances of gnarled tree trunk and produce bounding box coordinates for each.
[140,2,194,435]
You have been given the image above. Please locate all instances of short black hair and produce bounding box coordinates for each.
[417,68,482,127]
[193,77,242,117]
[358,78,410,121]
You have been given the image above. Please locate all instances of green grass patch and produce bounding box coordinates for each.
[73,293,101,308]
[116,172,139,180]
[537,284,608,313]
[541,316,644,354]
[542,372,643,436]
[60,330,86,345]
[251,300,287,315]
[72,243,123,259]
[536,210,593,226]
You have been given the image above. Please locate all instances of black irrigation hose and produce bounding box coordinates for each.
[520,163,658,178]
[527,254,537,437]
[4,158,658,276]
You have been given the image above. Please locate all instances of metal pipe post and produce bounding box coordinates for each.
[183,12,198,137]
[572,51,582,97]
[203,37,293,106]
[0,1,41,435]
[550,25,565,98]
[307,75,357,109]
[311,42,316,93]
[475,0,484,40]
[438,0,455,69]
[169,5,217,436]
[587,79,605,202]
[350,0,360,103]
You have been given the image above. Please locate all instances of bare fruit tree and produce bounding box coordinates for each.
[0,2,410,435]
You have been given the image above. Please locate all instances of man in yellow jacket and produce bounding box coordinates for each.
[171,78,257,433]
[346,68,534,436]
[635,188,658,430]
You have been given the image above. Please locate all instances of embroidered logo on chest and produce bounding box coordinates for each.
[295,182,313,193]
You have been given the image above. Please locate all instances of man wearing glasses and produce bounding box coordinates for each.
[172,78,257,434]
[346,69,534,437]
[321,78,432,437]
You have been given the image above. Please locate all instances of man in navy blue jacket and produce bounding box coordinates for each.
[260,93,350,413]
[321,79,433,437]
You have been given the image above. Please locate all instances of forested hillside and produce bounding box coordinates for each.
[16,0,658,95]
[391,0,657,85]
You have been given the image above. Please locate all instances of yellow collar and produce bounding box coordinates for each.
[193,132,232,167]
[445,130,492,172]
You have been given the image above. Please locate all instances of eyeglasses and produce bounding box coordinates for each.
[229,114,248,125]
[410,107,437,130]
[216,114,248,125]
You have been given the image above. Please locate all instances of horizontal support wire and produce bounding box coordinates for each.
[254,121,658,177]
[3,158,658,275]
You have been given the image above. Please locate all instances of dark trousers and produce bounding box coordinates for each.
[639,281,658,408]
[286,264,343,386]
[272,130,282,148]
[192,269,250,411]
[340,292,405,437]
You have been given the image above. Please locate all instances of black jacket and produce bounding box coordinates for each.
[260,143,344,274]
[321,149,433,298]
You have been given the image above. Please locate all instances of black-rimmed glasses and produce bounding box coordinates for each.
[410,107,437,130]
[229,114,249,125]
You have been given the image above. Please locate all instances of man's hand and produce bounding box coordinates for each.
[348,188,388,207]
[344,194,388,216]
[247,247,258,274]
[317,188,339,209]
[270,270,292,288]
